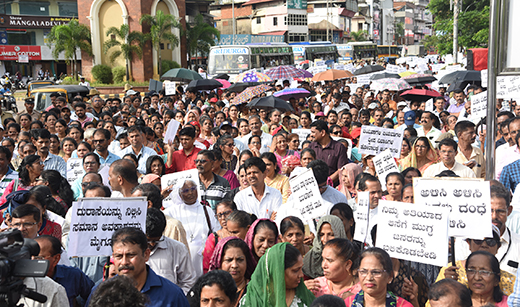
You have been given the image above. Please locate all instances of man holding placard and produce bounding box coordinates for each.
[423,138,476,178]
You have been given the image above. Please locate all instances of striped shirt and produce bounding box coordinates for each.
[199,173,231,211]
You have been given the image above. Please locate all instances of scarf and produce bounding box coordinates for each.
[240,243,315,307]
[351,290,398,307]
[302,215,347,279]
[398,137,439,172]
[338,164,363,199]
[245,219,279,265]
[208,236,255,279]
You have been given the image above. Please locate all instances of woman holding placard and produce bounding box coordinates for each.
[465,251,508,307]
[399,137,439,174]
[345,248,414,307]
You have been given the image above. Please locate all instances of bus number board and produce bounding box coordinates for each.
[210,48,248,55]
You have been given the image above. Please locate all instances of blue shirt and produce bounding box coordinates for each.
[43,153,67,179]
[86,266,189,307]
[95,150,120,167]
[499,159,520,193]
[53,264,95,306]
[119,145,158,174]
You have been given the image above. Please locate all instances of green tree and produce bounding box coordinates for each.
[140,10,181,77]
[103,24,147,81]
[349,30,369,42]
[423,0,489,55]
[185,14,220,70]
[395,22,405,45]
[47,19,92,80]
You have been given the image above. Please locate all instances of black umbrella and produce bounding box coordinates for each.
[439,70,481,85]
[213,73,230,80]
[369,72,401,80]
[354,65,385,75]
[447,80,482,92]
[247,96,295,112]
[227,82,263,93]
[186,79,223,91]
[402,75,437,85]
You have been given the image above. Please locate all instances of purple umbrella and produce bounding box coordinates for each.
[297,68,313,78]
[273,88,311,101]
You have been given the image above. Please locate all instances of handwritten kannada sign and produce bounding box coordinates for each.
[353,192,376,244]
[373,149,399,191]
[497,76,520,99]
[66,158,83,184]
[471,91,488,118]
[289,168,327,221]
[413,178,492,238]
[68,197,147,257]
[165,82,176,96]
[376,200,449,267]
[358,125,403,158]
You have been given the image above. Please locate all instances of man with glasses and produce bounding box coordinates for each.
[196,150,230,210]
[238,115,272,153]
[423,138,476,178]
[496,117,520,180]
[93,128,120,167]
[145,208,196,294]
[34,235,94,306]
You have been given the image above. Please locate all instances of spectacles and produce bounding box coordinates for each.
[472,238,499,247]
[215,210,233,219]
[33,254,57,260]
[332,131,342,135]
[358,269,386,277]
[491,209,508,216]
[466,269,495,278]
[225,143,235,147]
[92,139,106,144]
[195,159,209,164]
[181,186,197,194]
[12,222,38,228]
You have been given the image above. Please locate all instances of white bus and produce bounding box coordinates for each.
[290,42,338,65]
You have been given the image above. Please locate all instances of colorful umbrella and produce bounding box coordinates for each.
[273,88,311,101]
[161,68,202,82]
[231,84,272,105]
[234,70,272,83]
[266,65,306,80]
[247,96,295,112]
[297,69,313,78]
[402,73,437,85]
[400,89,441,102]
[371,78,412,92]
[312,69,353,81]
[227,82,264,93]
[399,71,417,77]
[215,79,231,89]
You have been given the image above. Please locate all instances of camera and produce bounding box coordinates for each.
[0,229,50,307]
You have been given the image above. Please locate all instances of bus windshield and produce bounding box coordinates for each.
[338,48,351,58]
[208,48,250,75]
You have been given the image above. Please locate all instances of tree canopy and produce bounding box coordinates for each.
[103,24,146,81]
[185,14,220,70]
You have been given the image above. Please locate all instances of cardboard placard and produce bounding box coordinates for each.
[289,169,327,221]
[66,158,83,185]
[471,91,488,118]
[358,125,403,158]
[373,149,399,191]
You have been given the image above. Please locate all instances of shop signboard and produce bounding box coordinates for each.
[0,45,41,61]
[0,15,74,29]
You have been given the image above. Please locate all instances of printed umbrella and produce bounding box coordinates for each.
[234,70,273,83]
[266,65,306,80]
[273,88,311,101]
[401,73,437,85]
[231,84,272,105]
[186,79,223,91]
[312,69,353,81]
[371,78,412,92]
[215,79,231,89]
[400,88,441,102]
[438,70,481,85]
[369,72,401,80]
[247,96,295,112]
[161,68,202,82]
[353,65,385,75]
[227,82,264,93]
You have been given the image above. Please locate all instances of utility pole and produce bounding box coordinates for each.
[453,0,459,63]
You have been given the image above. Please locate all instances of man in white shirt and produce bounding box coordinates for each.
[238,115,272,153]
[146,208,196,294]
[423,138,476,178]
[119,126,158,174]
[496,118,520,180]
[234,157,282,219]
[417,111,442,146]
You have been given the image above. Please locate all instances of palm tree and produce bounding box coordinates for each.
[103,24,147,81]
[186,14,220,70]
[47,19,92,80]
[350,30,369,42]
[140,11,181,77]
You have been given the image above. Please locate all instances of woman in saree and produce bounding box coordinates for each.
[399,137,439,174]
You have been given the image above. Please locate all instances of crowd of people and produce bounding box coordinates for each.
[0,70,519,307]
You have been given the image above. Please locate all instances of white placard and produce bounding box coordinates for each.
[376,200,449,267]
[98,165,110,188]
[68,197,147,257]
[358,125,403,158]
[425,98,434,112]
[497,76,520,99]
[385,64,400,74]
[471,91,488,118]
[373,149,399,191]
[344,63,355,73]
[66,158,83,184]
[164,120,181,144]
[165,82,176,96]
[289,169,327,221]
[292,129,311,146]
[353,192,376,244]
[161,168,201,202]
[413,178,492,238]
[481,69,488,88]
[315,60,326,66]
[356,74,371,85]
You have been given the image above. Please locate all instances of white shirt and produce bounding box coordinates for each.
[119,145,158,174]
[416,126,442,146]
[239,132,273,152]
[496,144,520,180]
[163,201,220,278]
[422,161,477,178]
[147,236,197,294]
[455,227,520,276]
[19,277,68,307]
[234,185,282,219]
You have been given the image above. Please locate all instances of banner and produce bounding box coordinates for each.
[68,197,147,257]
[497,76,520,99]
[471,91,488,118]
[358,125,403,158]
[66,158,83,184]
[376,200,449,267]
[413,178,492,238]
[373,149,399,190]
[289,169,327,221]
[0,45,41,61]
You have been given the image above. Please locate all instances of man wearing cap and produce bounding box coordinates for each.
[17,97,41,121]
[396,110,421,131]
[79,76,90,88]
[126,89,138,99]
